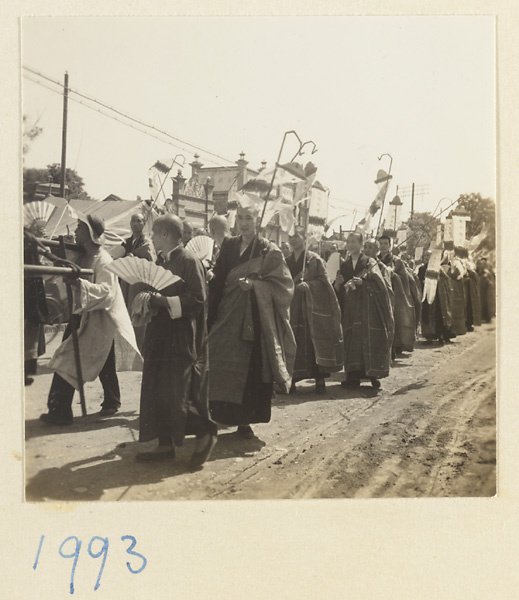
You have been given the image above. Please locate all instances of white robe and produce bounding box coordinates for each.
[48,248,142,389]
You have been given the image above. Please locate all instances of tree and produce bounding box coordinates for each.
[402,211,439,260]
[22,115,43,155]
[23,164,93,202]
[456,192,495,250]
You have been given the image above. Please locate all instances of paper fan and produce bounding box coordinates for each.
[326,251,341,282]
[186,235,214,262]
[23,201,55,229]
[106,256,181,291]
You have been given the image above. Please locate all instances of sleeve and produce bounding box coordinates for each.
[134,237,157,262]
[207,237,231,330]
[72,259,116,314]
[176,255,206,317]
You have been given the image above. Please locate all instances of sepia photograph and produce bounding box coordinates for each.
[22,15,496,503]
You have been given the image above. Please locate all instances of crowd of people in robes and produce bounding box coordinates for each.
[24,197,495,471]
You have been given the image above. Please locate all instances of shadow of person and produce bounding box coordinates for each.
[25,438,205,502]
[207,430,266,462]
[25,411,140,440]
[276,380,381,405]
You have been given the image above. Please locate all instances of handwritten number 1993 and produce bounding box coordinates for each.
[33,534,147,594]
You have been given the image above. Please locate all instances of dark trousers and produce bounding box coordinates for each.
[47,319,120,416]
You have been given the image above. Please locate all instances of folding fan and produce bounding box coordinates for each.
[23,201,56,229]
[326,251,341,282]
[186,235,215,262]
[106,256,181,291]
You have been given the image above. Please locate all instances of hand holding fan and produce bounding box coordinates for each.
[106,256,181,291]
[186,235,215,262]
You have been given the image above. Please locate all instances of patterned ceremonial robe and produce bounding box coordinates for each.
[337,253,393,379]
[208,236,295,426]
[139,246,214,445]
[286,250,343,382]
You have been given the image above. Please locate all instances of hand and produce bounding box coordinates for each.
[296,282,309,293]
[149,292,166,308]
[333,273,345,291]
[352,277,363,287]
[64,276,80,288]
[239,277,253,291]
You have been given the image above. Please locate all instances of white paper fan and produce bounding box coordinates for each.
[326,251,341,282]
[23,201,55,229]
[106,256,181,291]
[186,235,214,262]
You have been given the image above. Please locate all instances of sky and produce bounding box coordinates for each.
[22,16,495,231]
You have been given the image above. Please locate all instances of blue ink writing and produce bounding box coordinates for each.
[121,535,147,574]
[87,536,109,591]
[32,534,45,570]
[34,534,147,594]
[58,536,82,595]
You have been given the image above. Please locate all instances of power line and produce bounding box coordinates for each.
[23,73,229,167]
[23,65,236,167]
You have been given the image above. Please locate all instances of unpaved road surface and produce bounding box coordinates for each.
[25,322,496,501]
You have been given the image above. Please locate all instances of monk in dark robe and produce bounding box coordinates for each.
[136,215,216,469]
[476,258,496,323]
[286,227,343,394]
[464,264,482,331]
[378,235,415,356]
[335,232,393,388]
[24,219,50,385]
[420,252,455,344]
[207,201,295,439]
[448,257,467,336]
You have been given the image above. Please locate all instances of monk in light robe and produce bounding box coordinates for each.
[41,214,141,426]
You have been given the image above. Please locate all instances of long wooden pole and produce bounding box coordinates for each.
[59,236,87,417]
[60,72,69,199]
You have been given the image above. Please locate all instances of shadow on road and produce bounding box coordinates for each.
[25,411,140,440]
[25,429,267,502]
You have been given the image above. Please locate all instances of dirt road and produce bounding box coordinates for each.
[24,322,496,501]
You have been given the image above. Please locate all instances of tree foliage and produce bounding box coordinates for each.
[22,115,43,155]
[23,163,93,202]
[456,192,495,250]
[402,211,439,259]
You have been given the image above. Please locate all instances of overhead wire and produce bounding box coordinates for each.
[23,65,236,167]
[23,73,228,167]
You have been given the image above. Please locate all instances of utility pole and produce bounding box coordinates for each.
[60,72,69,199]
[411,182,415,219]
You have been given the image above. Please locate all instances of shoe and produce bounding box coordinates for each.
[25,377,34,386]
[370,378,381,389]
[237,425,254,439]
[135,446,176,462]
[341,379,360,388]
[315,379,326,394]
[189,432,217,469]
[40,412,73,426]
[289,383,297,395]
[99,407,119,417]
